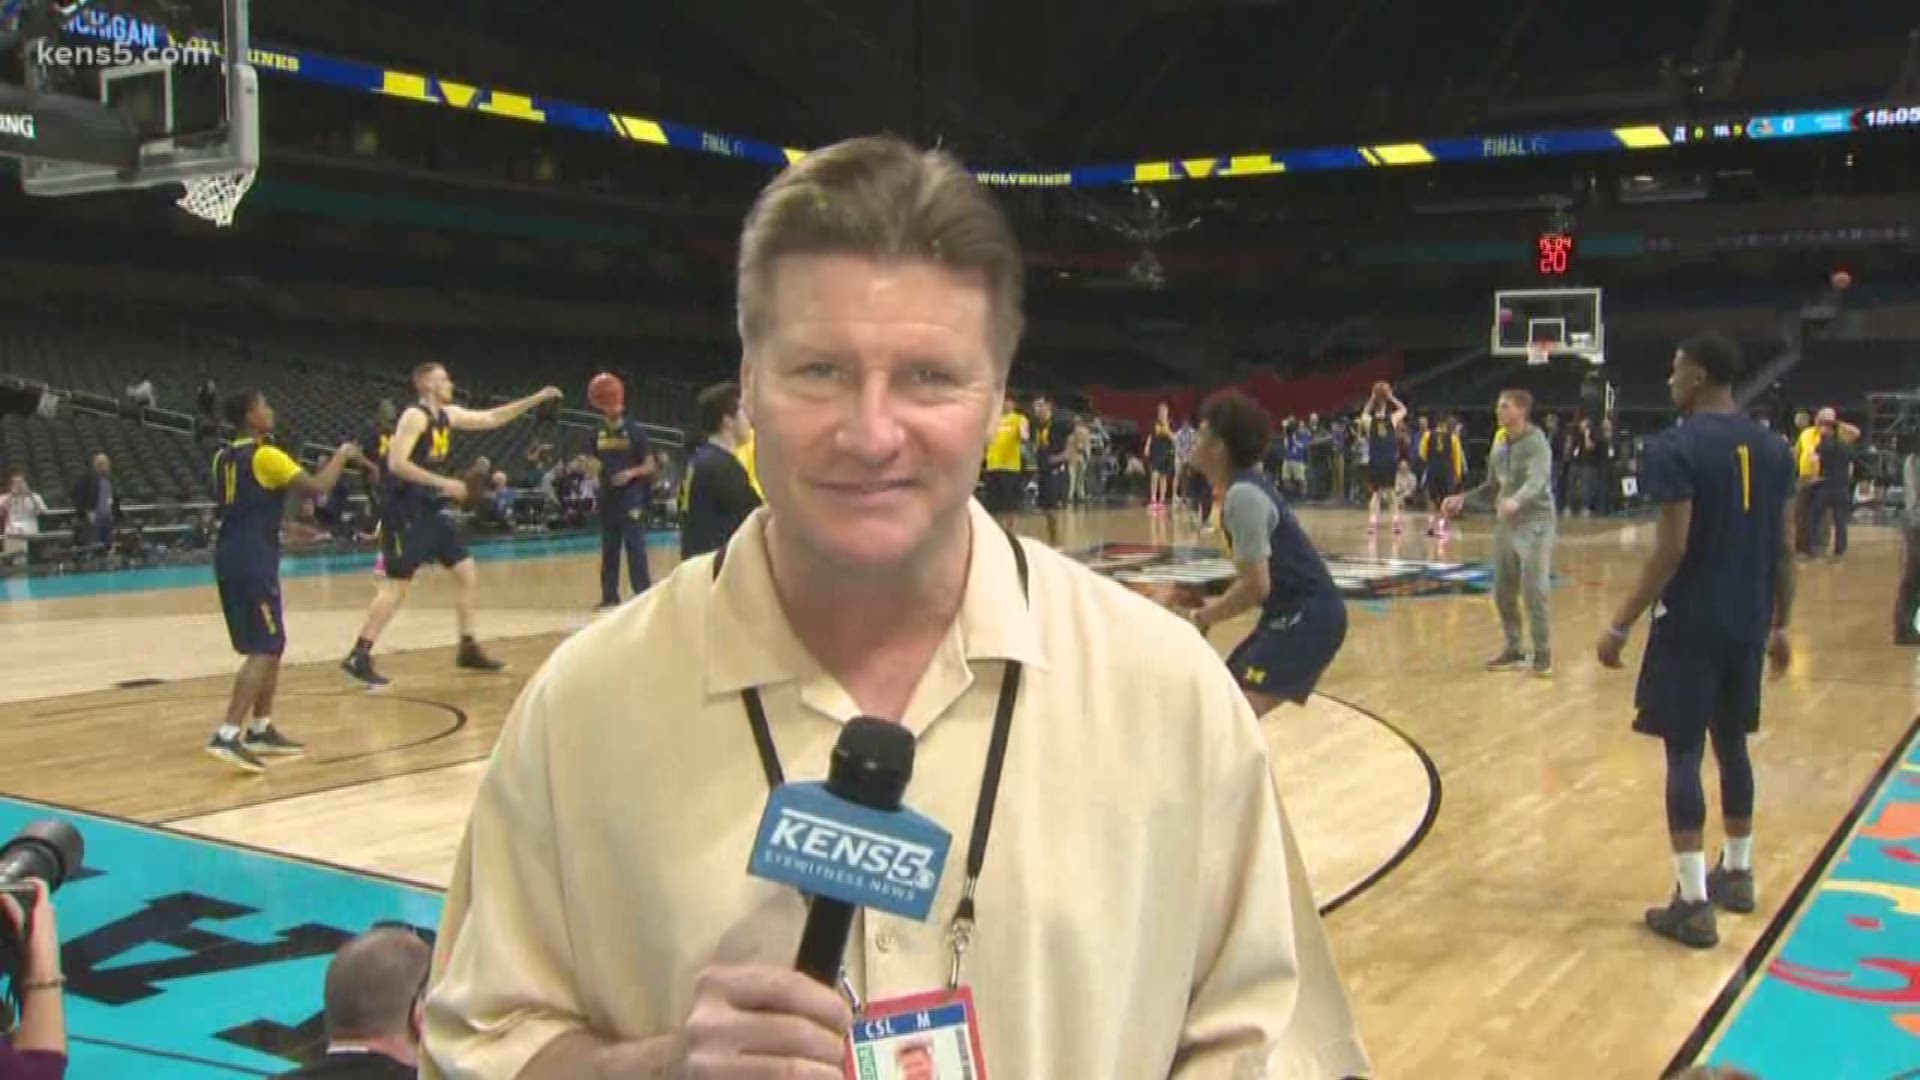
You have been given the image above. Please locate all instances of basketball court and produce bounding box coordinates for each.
[0,505,1911,1077]
[3,4,1918,1076]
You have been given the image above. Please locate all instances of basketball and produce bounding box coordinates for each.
[587,372,624,412]
[1372,380,1391,402]
[1831,269,1853,290]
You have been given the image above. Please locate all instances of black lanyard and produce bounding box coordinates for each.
[713,525,1030,985]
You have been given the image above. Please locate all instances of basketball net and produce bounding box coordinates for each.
[1526,341,1553,367]
[176,169,257,228]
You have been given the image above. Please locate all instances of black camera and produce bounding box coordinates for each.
[0,820,84,983]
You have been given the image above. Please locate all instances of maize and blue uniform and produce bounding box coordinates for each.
[213,438,303,656]
[680,441,762,561]
[1219,468,1348,703]
[1633,413,1796,741]
[1147,420,1176,478]
[380,405,469,580]
[1033,414,1072,511]
[593,417,653,604]
[1422,430,1464,501]
[1364,414,1400,492]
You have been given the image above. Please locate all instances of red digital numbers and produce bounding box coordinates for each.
[1537,233,1574,276]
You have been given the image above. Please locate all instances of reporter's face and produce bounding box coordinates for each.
[744,254,1001,576]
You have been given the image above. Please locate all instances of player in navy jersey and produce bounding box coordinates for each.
[1360,383,1407,536]
[207,390,362,773]
[1185,389,1347,717]
[342,362,561,687]
[1597,331,1796,949]
[1030,393,1072,546]
[589,376,657,609]
[679,381,762,560]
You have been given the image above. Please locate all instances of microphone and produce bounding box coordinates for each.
[747,717,952,985]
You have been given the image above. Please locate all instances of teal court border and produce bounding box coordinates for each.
[1670,715,1920,1079]
[0,528,679,602]
[0,794,448,1077]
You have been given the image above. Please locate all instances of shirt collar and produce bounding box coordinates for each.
[705,498,1046,699]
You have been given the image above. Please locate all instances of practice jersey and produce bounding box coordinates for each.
[1147,420,1175,462]
[1365,413,1399,466]
[986,412,1026,473]
[1421,431,1465,485]
[1640,412,1795,641]
[384,404,455,518]
[1816,431,1855,489]
[1220,468,1340,618]
[213,438,302,566]
[593,418,652,518]
[1033,415,1071,470]
[736,431,761,497]
[681,441,762,559]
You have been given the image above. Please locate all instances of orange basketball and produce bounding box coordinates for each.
[1372,380,1391,401]
[587,373,624,412]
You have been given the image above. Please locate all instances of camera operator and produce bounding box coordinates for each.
[0,880,66,1080]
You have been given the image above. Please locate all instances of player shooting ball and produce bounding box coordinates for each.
[1361,381,1408,536]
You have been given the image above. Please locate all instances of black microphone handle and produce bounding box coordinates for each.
[794,896,858,985]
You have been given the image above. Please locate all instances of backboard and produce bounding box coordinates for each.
[1492,287,1605,365]
[4,0,258,221]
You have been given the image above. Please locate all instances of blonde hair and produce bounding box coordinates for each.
[736,135,1025,369]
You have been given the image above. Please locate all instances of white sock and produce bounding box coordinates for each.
[248,715,272,735]
[1675,852,1708,902]
[1724,836,1753,872]
[217,723,241,741]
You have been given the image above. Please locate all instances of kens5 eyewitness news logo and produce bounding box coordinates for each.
[748,782,952,922]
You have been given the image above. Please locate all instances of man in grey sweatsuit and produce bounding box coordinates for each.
[1444,388,1558,675]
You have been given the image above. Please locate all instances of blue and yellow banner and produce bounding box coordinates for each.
[57,10,1917,189]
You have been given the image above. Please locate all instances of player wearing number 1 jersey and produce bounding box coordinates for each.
[207,391,361,773]
[1597,332,1796,950]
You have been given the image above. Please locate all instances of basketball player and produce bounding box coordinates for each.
[588,375,656,609]
[1360,383,1407,535]
[1596,332,1795,949]
[1144,401,1176,513]
[364,399,397,577]
[1442,389,1556,675]
[679,381,761,560]
[982,390,1026,528]
[1185,389,1347,717]
[1421,415,1465,538]
[1031,393,1072,545]
[341,364,560,686]
[1901,434,1920,646]
[207,391,361,773]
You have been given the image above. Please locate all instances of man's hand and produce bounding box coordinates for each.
[336,441,363,465]
[680,964,851,1078]
[1497,497,1519,519]
[537,386,564,404]
[610,467,644,487]
[1767,628,1791,678]
[439,476,471,503]
[1595,626,1628,669]
[1440,494,1465,517]
[0,879,62,982]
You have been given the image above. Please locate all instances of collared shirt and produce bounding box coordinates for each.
[423,499,1368,1080]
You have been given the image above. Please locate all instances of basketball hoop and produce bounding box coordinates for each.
[1526,340,1553,367]
[176,169,256,228]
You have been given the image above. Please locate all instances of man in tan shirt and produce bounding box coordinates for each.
[423,135,1368,1080]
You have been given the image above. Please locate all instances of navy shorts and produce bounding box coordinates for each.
[1037,466,1067,511]
[1368,461,1398,493]
[381,508,470,580]
[982,471,1024,514]
[1225,596,1348,704]
[1633,617,1767,741]
[1151,453,1175,478]
[217,570,285,657]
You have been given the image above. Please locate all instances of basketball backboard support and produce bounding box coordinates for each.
[1493,287,1605,365]
[9,0,257,218]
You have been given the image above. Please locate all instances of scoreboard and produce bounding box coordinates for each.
[1674,104,1920,145]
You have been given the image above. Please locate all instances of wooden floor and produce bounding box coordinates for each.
[1,506,1913,1078]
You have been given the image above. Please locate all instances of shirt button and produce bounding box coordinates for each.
[875,929,899,953]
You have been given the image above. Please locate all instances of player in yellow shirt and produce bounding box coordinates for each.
[983,391,1028,528]
[735,427,761,498]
